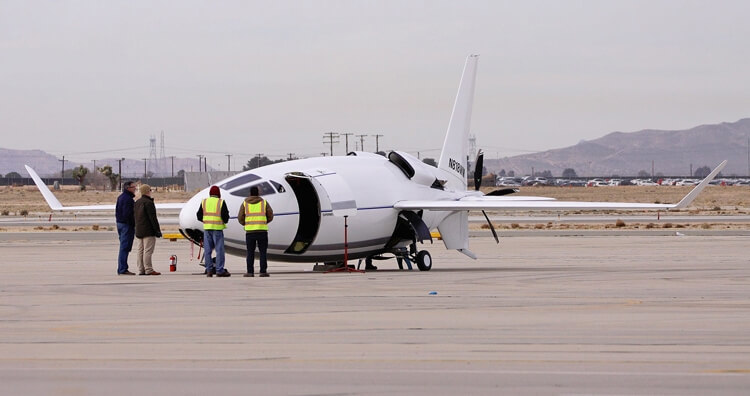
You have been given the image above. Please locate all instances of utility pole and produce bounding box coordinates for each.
[204,157,207,173]
[341,132,354,153]
[255,153,263,169]
[118,158,124,191]
[170,156,175,177]
[59,156,66,185]
[287,153,295,161]
[197,155,204,173]
[142,158,148,179]
[225,154,232,172]
[323,132,340,156]
[356,134,368,152]
[373,134,383,152]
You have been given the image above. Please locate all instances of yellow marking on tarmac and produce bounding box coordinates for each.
[162,233,184,241]
[430,231,442,239]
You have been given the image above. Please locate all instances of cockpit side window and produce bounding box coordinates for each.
[219,174,260,190]
[270,180,286,193]
[230,181,276,197]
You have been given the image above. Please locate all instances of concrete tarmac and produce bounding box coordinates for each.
[1,232,749,395]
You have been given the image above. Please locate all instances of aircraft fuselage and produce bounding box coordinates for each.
[178,153,463,262]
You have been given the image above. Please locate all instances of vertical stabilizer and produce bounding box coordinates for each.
[437,55,479,191]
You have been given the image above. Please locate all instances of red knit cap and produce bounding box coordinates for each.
[209,186,220,197]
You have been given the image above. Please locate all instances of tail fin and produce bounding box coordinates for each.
[437,55,479,191]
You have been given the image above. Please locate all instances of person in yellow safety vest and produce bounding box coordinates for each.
[196,185,230,277]
[237,185,273,277]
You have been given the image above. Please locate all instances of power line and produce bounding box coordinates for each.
[356,134,368,152]
[323,132,340,156]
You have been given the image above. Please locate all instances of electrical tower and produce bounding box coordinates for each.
[468,134,477,166]
[148,135,158,177]
[160,130,166,177]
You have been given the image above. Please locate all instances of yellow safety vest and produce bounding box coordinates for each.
[201,197,226,230]
[244,199,268,232]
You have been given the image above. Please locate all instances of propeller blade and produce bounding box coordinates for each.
[474,149,484,191]
[481,210,499,244]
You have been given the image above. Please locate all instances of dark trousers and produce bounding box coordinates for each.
[245,231,268,274]
[116,222,134,274]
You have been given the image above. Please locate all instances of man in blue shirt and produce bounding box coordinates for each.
[115,181,137,275]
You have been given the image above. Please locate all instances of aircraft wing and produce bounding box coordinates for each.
[394,160,727,212]
[25,165,186,211]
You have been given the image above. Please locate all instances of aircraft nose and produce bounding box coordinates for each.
[179,191,205,234]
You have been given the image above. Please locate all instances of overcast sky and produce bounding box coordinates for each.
[2,0,749,170]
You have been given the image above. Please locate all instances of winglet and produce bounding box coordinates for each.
[24,165,63,210]
[672,160,727,209]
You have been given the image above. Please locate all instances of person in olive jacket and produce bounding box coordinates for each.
[134,184,162,275]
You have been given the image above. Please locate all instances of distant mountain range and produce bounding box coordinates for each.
[0,149,211,178]
[486,118,750,177]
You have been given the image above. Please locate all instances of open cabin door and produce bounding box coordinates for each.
[283,169,357,254]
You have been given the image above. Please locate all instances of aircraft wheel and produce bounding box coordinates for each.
[415,250,432,271]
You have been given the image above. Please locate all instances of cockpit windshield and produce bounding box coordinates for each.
[219,174,260,190]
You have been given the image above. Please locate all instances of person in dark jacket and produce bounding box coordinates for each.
[196,185,230,277]
[134,184,162,275]
[115,181,137,275]
[237,186,273,277]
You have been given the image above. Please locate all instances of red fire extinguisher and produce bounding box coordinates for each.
[169,255,177,272]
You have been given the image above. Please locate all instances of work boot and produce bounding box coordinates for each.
[259,272,270,277]
[216,270,231,277]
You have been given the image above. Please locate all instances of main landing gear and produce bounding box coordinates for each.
[364,243,432,271]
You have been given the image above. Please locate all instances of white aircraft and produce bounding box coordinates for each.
[26,55,727,271]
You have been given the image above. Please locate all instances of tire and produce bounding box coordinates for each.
[415,250,432,271]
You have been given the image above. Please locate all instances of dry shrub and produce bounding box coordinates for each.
[615,219,626,227]
[662,223,673,228]
[510,223,520,229]
[675,224,685,228]
[51,224,59,230]
[534,223,545,229]
[712,206,721,211]
[92,224,99,231]
[480,223,490,229]
[700,223,711,229]
[34,226,43,230]
[1,210,8,216]
[19,209,28,216]
[645,223,656,229]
